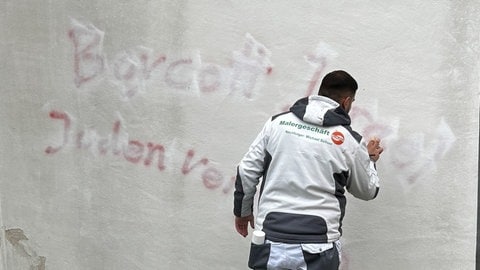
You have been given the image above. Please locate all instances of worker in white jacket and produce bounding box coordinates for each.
[234,70,384,270]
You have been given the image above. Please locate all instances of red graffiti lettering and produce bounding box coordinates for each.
[165,59,195,89]
[45,110,71,154]
[112,121,122,155]
[112,48,167,98]
[202,167,224,189]
[181,149,209,175]
[141,53,167,79]
[350,107,395,140]
[198,64,222,93]
[144,143,166,171]
[44,110,236,193]
[68,20,105,87]
[305,56,327,97]
[124,140,145,163]
[69,21,273,100]
[280,43,334,111]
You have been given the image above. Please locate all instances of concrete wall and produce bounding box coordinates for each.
[0,1,478,269]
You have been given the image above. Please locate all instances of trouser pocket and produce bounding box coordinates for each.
[248,243,271,269]
[301,244,339,270]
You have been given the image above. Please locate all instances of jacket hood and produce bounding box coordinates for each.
[289,95,351,127]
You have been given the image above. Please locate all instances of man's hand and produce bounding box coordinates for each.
[235,215,254,237]
[367,136,384,162]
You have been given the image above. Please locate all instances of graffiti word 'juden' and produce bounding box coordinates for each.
[44,110,234,193]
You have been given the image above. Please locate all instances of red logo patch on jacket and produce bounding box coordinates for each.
[331,131,345,145]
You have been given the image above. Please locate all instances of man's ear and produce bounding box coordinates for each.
[340,96,351,109]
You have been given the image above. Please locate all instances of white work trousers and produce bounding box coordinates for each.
[248,240,341,270]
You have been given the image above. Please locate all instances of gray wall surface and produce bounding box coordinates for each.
[0,1,479,269]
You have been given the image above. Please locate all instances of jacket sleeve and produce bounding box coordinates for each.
[346,138,380,200]
[233,119,271,217]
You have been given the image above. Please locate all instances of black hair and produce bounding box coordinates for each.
[318,70,358,103]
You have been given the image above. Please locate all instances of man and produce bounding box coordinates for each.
[233,70,383,269]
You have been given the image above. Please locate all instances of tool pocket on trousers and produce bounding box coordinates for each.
[301,244,339,270]
[248,243,271,269]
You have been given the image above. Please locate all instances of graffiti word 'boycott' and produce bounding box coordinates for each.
[69,19,273,99]
[44,110,234,193]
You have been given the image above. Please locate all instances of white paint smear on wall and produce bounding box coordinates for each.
[0,1,478,269]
